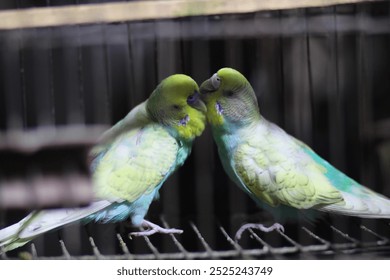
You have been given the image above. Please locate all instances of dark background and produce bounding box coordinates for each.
[0,0,390,258]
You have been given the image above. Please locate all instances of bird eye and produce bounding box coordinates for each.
[211,73,221,89]
[187,94,196,104]
[187,91,200,105]
[173,104,180,110]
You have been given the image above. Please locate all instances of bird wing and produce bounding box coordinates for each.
[293,138,390,217]
[1,124,179,248]
[232,122,343,210]
[93,123,179,203]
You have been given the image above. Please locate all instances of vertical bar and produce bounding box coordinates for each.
[19,27,55,129]
[18,30,28,129]
[219,225,243,256]
[0,32,7,131]
[141,235,161,260]
[47,27,56,127]
[30,243,38,259]
[102,23,113,125]
[76,24,86,124]
[328,6,346,174]
[14,0,27,130]
[80,25,110,125]
[190,222,216,259]
[281,9,313,144]
[124,21,135,110]
[88,236,104,259]
[277,10,286,127]
[300,8,316,247]
[127,22,157,105]
[373,2,390,200]
[253,12,285,124]
[161,216,190,258]
[106,23,132,123]
[95,224,117,255]
[58,239,71,259]
[53,26,83,125]
[357,3,370,238]
[116,233,134,259]
[188,16,217,255]
[25,28,55,127]
[61,223,83,256]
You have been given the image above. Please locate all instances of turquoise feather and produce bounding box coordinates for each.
[200,67,390,225]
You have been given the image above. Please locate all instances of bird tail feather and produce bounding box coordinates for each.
[0,201,110,254]
[318,190,390,219]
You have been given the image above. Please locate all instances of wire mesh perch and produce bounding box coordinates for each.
[2,216,389,260]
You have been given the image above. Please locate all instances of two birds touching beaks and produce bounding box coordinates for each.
[1,68,390,253]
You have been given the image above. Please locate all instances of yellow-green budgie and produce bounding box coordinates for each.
[0,74,206,253]
[200,67,390,240]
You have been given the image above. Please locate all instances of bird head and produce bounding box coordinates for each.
[200,67,260,128]
[147,74,207,140]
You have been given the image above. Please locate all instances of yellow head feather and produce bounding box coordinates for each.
[147,74,206,141]
[200,68,260,128]
[204,91,224,126]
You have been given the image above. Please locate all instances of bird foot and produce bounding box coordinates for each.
[129,220,183,237]
[235,223,285,240]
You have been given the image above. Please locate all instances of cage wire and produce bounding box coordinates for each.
[0,0,390,259]
[1,215,390,260]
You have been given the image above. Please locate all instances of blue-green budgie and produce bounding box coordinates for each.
[200,67,390,240]
[0,74,206,253]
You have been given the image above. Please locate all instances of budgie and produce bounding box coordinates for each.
[200,67,390,240]
[0,74,206,253]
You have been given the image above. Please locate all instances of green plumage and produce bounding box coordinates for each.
[93,116,180,203]
[0,74,206,253]
[200,67,390,230]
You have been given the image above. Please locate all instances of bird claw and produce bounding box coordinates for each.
[235,223,285,240]
[129,220,183,237]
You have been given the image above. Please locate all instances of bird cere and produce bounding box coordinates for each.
[1,67,389,253]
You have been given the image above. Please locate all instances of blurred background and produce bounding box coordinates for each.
[0,0,390,259]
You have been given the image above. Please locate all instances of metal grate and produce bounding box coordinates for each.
[2,217,389,260]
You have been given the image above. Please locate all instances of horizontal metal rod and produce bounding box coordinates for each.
[0,0,381,30]
[21,242,390,260]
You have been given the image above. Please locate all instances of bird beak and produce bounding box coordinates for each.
[199,78,215,96]
[191,97,207,113]
[199,79,215,106]
[200,73,221,105]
